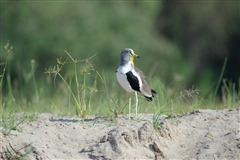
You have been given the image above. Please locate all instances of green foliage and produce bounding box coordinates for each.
[221,78,240,108]
[213,58,228,100]
[1,1,190,88]
[0,2,239,120]
[0,42,13,100]
[152,113,164,131]
[45,50,98,118]
[151,78,206,115]
[0,42,46,116]
[158,1,239,94]
[1,110,24,136]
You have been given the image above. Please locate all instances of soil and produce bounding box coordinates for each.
[1,107,239,159]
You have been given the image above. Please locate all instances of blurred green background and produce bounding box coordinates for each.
[1,1,239,111]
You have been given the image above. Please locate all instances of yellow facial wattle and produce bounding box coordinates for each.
[130,53,140,66]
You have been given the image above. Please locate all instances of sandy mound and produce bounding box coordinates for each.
[1,108,239,159]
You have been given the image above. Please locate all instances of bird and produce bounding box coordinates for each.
[116,48,156,118]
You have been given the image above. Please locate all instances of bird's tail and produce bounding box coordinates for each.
[145,89,157,101]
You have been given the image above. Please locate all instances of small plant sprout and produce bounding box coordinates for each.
[1,110,25,136]
[3,142,34,159]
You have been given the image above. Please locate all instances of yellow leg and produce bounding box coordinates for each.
[128,97,131,120]
[135,92,138,116]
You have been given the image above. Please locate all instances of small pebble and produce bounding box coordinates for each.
[204,144,210,149]
[237,143,240,149]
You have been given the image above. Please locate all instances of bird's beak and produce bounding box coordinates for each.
[133,53,140,58]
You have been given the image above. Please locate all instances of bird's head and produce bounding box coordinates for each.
[121,48,140,66]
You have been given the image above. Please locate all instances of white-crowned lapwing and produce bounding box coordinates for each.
[116,48,156,118]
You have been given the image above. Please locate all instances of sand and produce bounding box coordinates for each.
[1,107,239,159]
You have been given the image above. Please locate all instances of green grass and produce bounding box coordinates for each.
[0,42,239,132]
[2,142,34,159]
[45,50,98,118]
[1,110,24,136]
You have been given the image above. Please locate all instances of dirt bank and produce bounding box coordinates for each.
[1,108,239,159]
